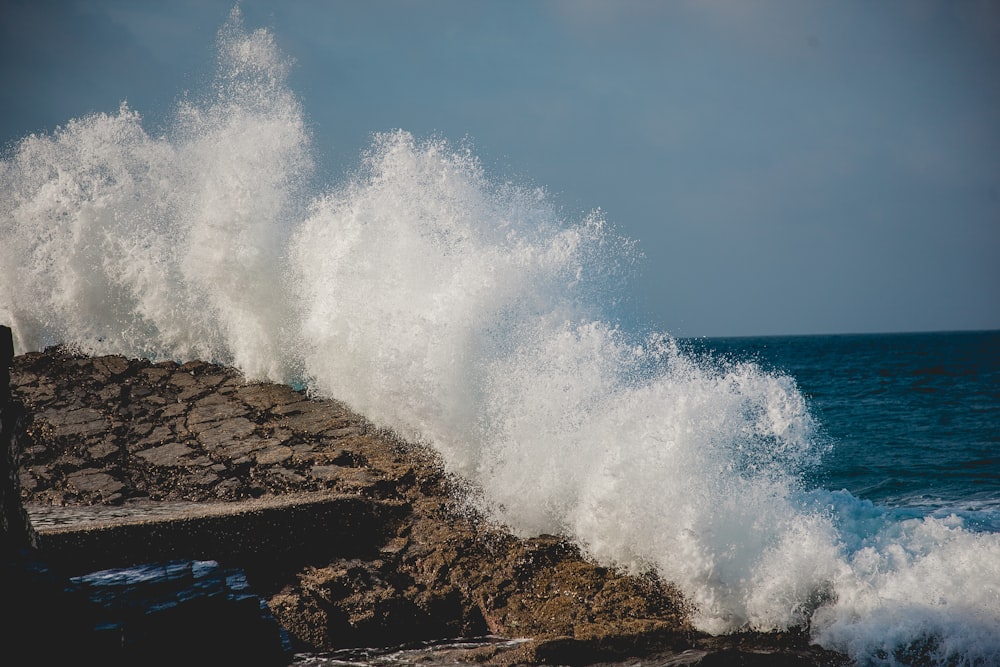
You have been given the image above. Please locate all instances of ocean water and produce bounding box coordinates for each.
[681,332,1000,530]
[2,9,998,666]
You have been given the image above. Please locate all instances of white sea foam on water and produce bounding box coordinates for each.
[2,10,999,666]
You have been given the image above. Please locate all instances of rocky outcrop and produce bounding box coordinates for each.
[6,344,852,666]
[1,325,35,550]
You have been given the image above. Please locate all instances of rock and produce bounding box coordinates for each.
[66,468,125,496]
[136,442,196,466]
[195,417,257,449]
[4,345,853,666]
[1,325,35,551]
[255,444,294,466]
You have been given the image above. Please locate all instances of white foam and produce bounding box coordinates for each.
[3,10,998,665]
[811,493,1000,665]
[0,8,308,380]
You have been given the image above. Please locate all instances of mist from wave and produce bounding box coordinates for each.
[2,9,998,665]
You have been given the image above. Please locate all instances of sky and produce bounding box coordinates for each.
[1,0,998,338]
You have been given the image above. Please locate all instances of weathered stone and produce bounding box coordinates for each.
[140,367,171,383]
[255,444,293,466]
[279,408,345,434]
[91,355,129,381]
[39,407,108,438]
[28,464,52,482]
[186,468,220,487]
[57,454,86,469]
[332,467,377,492]
[97,385,123,402]
[87,440,119,461]
[308,448,360,466]
[5,347,852,667]
[186,396,246,426]
[239,383,307,411]
[270,467,307,485]
[309,464,341,481]
[159,402,187,418]
[133,425,174,450]
[18,469,38,492]
[325,425,363,439]
[167,371,199,389]
[290,443,315,459]
[215,438,270,462]
[213,478,244,498]
[195,417,257,449]
[66,469,125,495]
[136,442,195,466]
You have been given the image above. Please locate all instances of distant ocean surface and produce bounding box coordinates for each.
[682,331,1000,531]
[2,10,998,665]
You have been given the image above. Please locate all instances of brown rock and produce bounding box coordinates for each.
[195,417,257,449]
[309,464,341,481]
[255,444,293,466]
[186,396,246,426]
[136,442,195,466]
[39,407,107,438]
[6,347,851,666]
[65,469,125,501]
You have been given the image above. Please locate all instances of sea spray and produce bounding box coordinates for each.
[0,8,310,380]
[3,10,1000,665]
[171,13,311,380]
[290,134,843,630]
[292,128,637,471]
[475,337,839,632]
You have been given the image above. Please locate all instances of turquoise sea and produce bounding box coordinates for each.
[683,330,1000,531]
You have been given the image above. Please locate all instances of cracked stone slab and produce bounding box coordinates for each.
[66,469,125,495]
[136,442,196,466]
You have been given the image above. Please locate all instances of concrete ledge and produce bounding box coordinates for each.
[27,492,407,578]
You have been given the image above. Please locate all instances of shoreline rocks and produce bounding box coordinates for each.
[4,342,852,666]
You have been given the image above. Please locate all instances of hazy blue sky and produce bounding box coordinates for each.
[2,0,998,337]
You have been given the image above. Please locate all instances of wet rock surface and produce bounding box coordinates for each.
[8,346,852,666]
